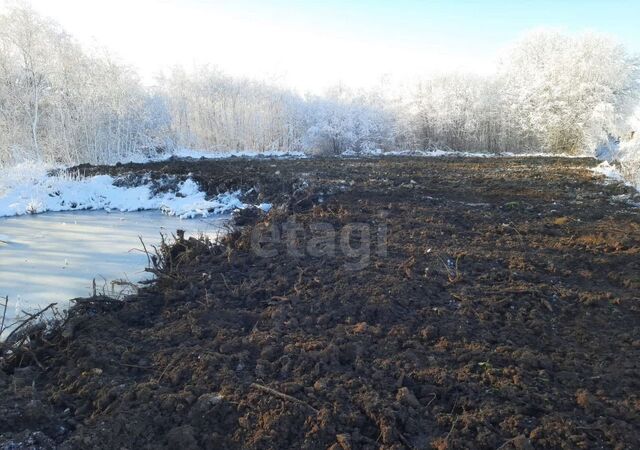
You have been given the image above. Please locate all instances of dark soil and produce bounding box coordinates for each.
[2,156,640,449]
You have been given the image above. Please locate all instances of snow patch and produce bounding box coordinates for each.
[151,148,307,162]
[257,203,272,212]
[116,146,587,164]
[0,162,264,219]
[343,148,587,159]
[616,138,640,190]
[591,161,628,184]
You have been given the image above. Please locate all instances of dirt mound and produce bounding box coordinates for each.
[2,156,640,449]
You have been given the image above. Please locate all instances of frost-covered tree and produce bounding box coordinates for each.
[1,6,639,171]
[157,72,396,155]
[0,5,165,166]
[399,31,640,156]
[614,108,640,187]
[302,85,395,154]
[158,67,305,152]
[0,5,57,161]
[500,30,640,154]
[405,74,515,152]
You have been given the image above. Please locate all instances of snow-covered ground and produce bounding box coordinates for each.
[589,136,640,191]
[0,150,306,218]
[343,148,587,158]
[351,147,637,190]
[1,149,521,219]
[0,162,270,219]
[106,148,307,165]
[591,161,628,184]
[131,146,586,162]
[0,146,636,220]
[167,148,307,160]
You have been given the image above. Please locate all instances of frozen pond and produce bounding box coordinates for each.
[0,210,229,332]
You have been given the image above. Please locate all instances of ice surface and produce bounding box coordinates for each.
[0,210,229,333]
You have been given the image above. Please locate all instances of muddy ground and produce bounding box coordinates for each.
[1,156,640,449]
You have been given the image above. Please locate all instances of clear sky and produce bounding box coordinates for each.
[23,0,640,93]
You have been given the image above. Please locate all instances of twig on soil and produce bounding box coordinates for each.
[199,288,212,308]
[445,415,460,443]
[497,435,527,449]
[113,336,135,346]
[503,221,524,244]
[540,298,554,312]
[220,273,233,293]
[250,382,319,414]
[111,359,154,371]
[156,355,180,383]
[444,396,460,444]
[293,267,307,296]
[575,426,605,440]
[23,347,46,371]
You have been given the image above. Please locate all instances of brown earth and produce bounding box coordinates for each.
[1,156,640,449]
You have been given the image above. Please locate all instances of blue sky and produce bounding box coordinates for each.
[226,0,640,52]
[26,0,640,92]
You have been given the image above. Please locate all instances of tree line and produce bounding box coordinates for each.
[0,5,639,168]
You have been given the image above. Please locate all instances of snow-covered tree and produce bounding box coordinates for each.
[405,74,514,152]
[1,6,639,174]
[500,30,640,154]
[158,67,305,152]
[302,85,395,155]
[0,5,165,166]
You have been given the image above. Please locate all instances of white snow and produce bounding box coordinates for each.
[617,137,640,190]
[0,162,270,219]
[342,148,587,159]
[257,203,272,212]
[167,148,307,160]
[113,148,306,164]
[591,161,627,184]
[125,146,585,163]
[1,145,634,221]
